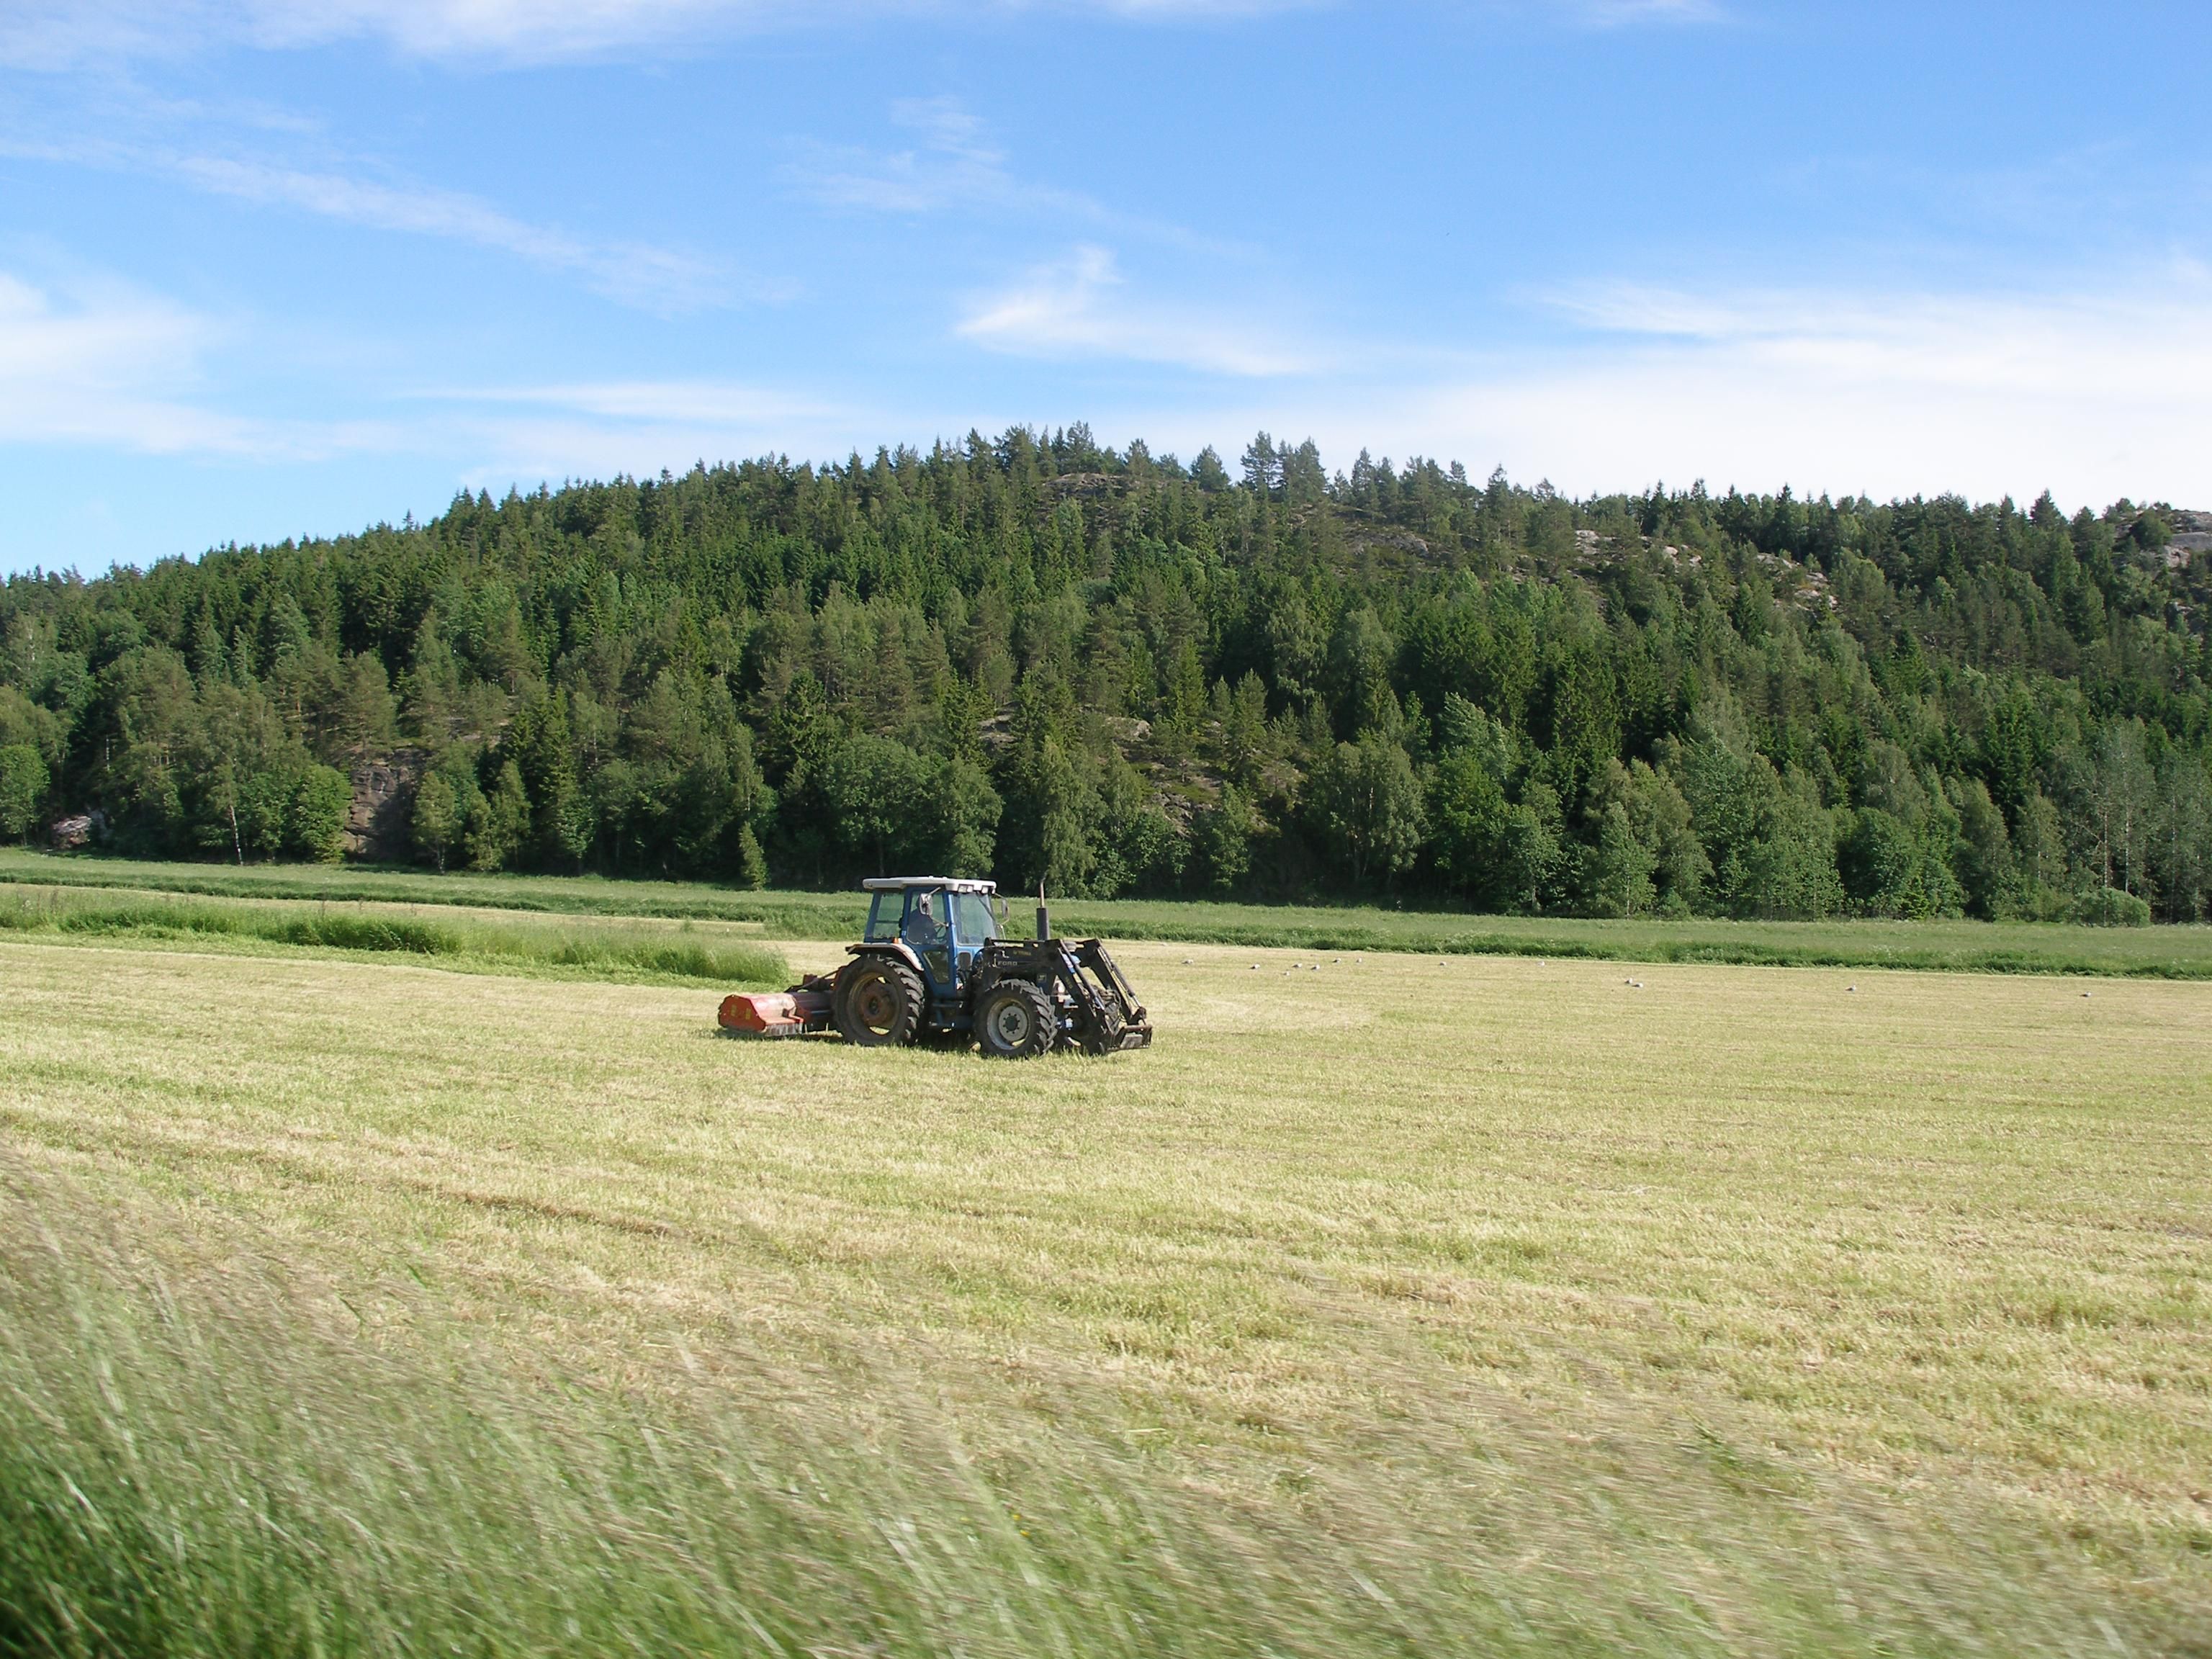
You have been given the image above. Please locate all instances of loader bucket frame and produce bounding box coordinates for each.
[1027,937,1151,1055]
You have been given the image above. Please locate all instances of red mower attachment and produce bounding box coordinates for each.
[717,976,835,1039]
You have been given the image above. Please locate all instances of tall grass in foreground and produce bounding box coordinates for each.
[0,1171,2162,1659]
[0,886,788,987]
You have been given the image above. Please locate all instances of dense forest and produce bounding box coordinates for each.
[2,426,2208,922]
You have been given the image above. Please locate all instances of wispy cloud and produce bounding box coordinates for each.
[994,269,2208,515]
[1539,275,2212,404]
[420,379,883,482]
[0,272,865,475]
[171,153,740,310]
[1,0,734,66]
[1303,271,2212,504]
[802,94,1033,216]
[956,245,1311,377]
[0,272,871,477]
[1,0,1318,68]
[431,379,844,427]
[1563,0,1723,26]
[0,131,742,312]
[0,269,384,457]
[793,94,1232,256]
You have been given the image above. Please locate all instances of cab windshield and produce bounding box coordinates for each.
[950,892,999,943]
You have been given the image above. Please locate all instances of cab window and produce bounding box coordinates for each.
[864,891,903,943]
[900,889,948,941]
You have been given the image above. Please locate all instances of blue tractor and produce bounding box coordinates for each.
[719,877,1153,1059]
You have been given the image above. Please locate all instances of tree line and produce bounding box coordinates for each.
[3,425,2208,922]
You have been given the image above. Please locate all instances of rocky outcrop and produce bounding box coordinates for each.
[2163,509,2211,569]
[343,750,426,863]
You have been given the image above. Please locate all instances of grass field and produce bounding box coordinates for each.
[6,846,2212,976]
[2,923,2208,1655]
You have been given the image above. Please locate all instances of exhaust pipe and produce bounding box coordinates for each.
[1036,880,1050,942]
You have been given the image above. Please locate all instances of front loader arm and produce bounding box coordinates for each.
[1060,939,1153,1053]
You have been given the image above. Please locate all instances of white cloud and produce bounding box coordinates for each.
[423,379,882,481]
[802,94,1028,216]
[0,277,858,477]
[793,95,1239,261]
[0,271,222,450]
[1,0,1313,66]
[1563,0,1722,26]
[0,1,168,68]
[1149,274,2212,507]
[0,269,382,457]
[435,378,842,426]
[171,155,738,310]
[0,127,741,311]
[248,0,756,58]
[0,0,729,65]
[957,245,1311,377]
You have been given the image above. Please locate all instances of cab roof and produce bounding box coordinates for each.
[860,877,999,894]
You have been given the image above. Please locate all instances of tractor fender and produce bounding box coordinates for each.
[842,940,927,979]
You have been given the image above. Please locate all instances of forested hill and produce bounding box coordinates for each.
[2,427,2208,922]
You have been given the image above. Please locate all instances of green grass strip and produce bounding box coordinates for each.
[0,884,788,988]
[3,849,2208,978]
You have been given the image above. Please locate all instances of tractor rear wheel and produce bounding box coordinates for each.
[835,957,925,1047]
[975,980,1057,1060]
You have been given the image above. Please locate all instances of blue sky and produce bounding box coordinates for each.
[2,0,2208,575]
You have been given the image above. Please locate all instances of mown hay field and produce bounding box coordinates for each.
[1,931,2208,1656]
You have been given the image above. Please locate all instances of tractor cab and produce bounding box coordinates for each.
[860,878,1005,999]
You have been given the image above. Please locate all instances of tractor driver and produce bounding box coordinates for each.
[902,889,951,983]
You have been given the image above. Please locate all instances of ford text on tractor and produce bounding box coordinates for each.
[719,878,1153,1059]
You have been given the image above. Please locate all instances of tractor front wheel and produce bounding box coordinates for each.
[835,958,925,1047]
[976,980,1058,1060]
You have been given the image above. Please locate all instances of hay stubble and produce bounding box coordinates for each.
[2,936,2208,1650]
